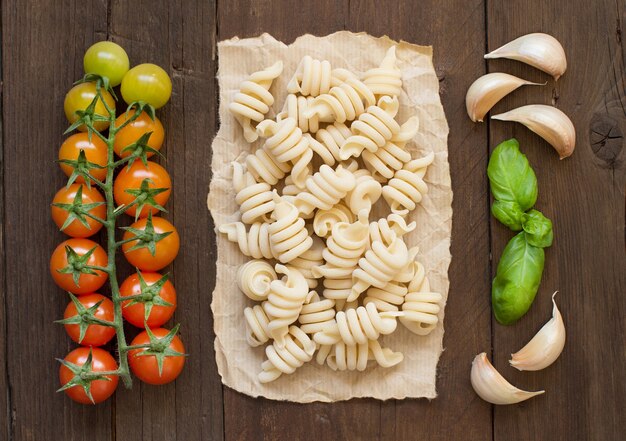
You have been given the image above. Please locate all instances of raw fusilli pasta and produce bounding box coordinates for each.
[294,164,356,215]
[232,162,275,224]
[268,196,313,263]
[237,259,277,301]
[229,61,283,143]
[399,261,443,335]
[382,151,435,215]
[363,46,403,98]
[219,221,276,260]
[258,325,316,383]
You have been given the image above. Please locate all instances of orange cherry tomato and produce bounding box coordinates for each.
[59,133,108,183]
[59,347,119,404]
[51,184,106,238]
[50,238,108,294]
[128,328,185,385]
[64,82,115,132]
[121,217,179,271]
[113,111,164,158]
[120,272,177,328]
[63,293,116,346]
[113,161,171,218]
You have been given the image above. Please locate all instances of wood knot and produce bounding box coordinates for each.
[589,113,623,166]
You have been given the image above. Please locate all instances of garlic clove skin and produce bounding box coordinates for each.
[491,105,575,159]
[465,73,545,122]
[484,33,567,80]
[510,292,566,371]
[471,352,545,405]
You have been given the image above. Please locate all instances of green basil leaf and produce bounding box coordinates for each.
[492,232,545,325]
[487,138,538,211]
[492,200,524,231]
[522,209,553,248]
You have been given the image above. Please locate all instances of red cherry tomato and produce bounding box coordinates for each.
[128,328,185,385]
[51,184,106,238]
[121,217,179,271]
[113,111,165,158]
[50,238,108,294]
[113,161,171,218]
[58,133,108,183]
[120,272,177,328]
[63,293,116,346]
[59,347,119,404]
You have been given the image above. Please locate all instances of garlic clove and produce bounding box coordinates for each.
[484,33,567,80]
[465,73,544,122]
[471,352,545,405]
[510,292,566,371]
[491,105,575,159]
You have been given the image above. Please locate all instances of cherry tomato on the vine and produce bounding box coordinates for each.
[50,238,108,294]
[121,217,179,271]
[128,328,185,385]
[51,184,106,238]
[113,111,165,158]
[83,41,129,87]
[59,347,119,404]
[64,82,115,132]
[63,293,116,346]
[121,63,172,109]
[58,133,108,182]
[113,161,171,219]
[120,272,177,328]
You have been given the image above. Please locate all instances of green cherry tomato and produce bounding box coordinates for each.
[83,41,130,87]
[121,63,172,109]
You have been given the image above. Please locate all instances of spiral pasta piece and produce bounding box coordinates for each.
[287,56,354,97]
[244,304,272,347]
[362,116,419,181]
[352,232,409,300]
[313,302,399,346]
[307,76,376,123]
[312,201,354,238]
[312,212,369,304]
[257,117,313,188]
[382,151,435,215]
[310,122,352,166]
[219,221,276,260]
[229,61,283,143]
[399,261,443,336]
[280,94,333,134]
[262,264,309,347]
[363,46,403,98]
[339,96,401,159]
[237,259,277,301]
[232,162,275,224]
[298,291,336,335]
[344,169,382,216]
[327,341,369,371]
[293,164,356,216]
[363,281,408,312]
[367,339,404,368]
[369,213,416,247]
[267,197,313,263]
[246,148,292,186]
[289,236,325,288]
[259,325,316,383]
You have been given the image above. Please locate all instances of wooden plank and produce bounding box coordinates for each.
[216,2,385,440]
[2,1,113,440]
[347,1,493,440]
[109,1,223,440]
[487,1,626,440]
[0,10,7,441]
[217,1,492,440]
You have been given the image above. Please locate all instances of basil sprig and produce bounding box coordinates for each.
[488,139,553,325]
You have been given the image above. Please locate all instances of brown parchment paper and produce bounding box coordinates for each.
[207,31,452,402]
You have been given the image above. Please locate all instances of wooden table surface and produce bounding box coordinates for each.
[2,0,625,440]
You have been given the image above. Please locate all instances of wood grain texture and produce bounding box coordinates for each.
[487,1,626,440]
[109,1,223,440]
[0,0,624,440]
